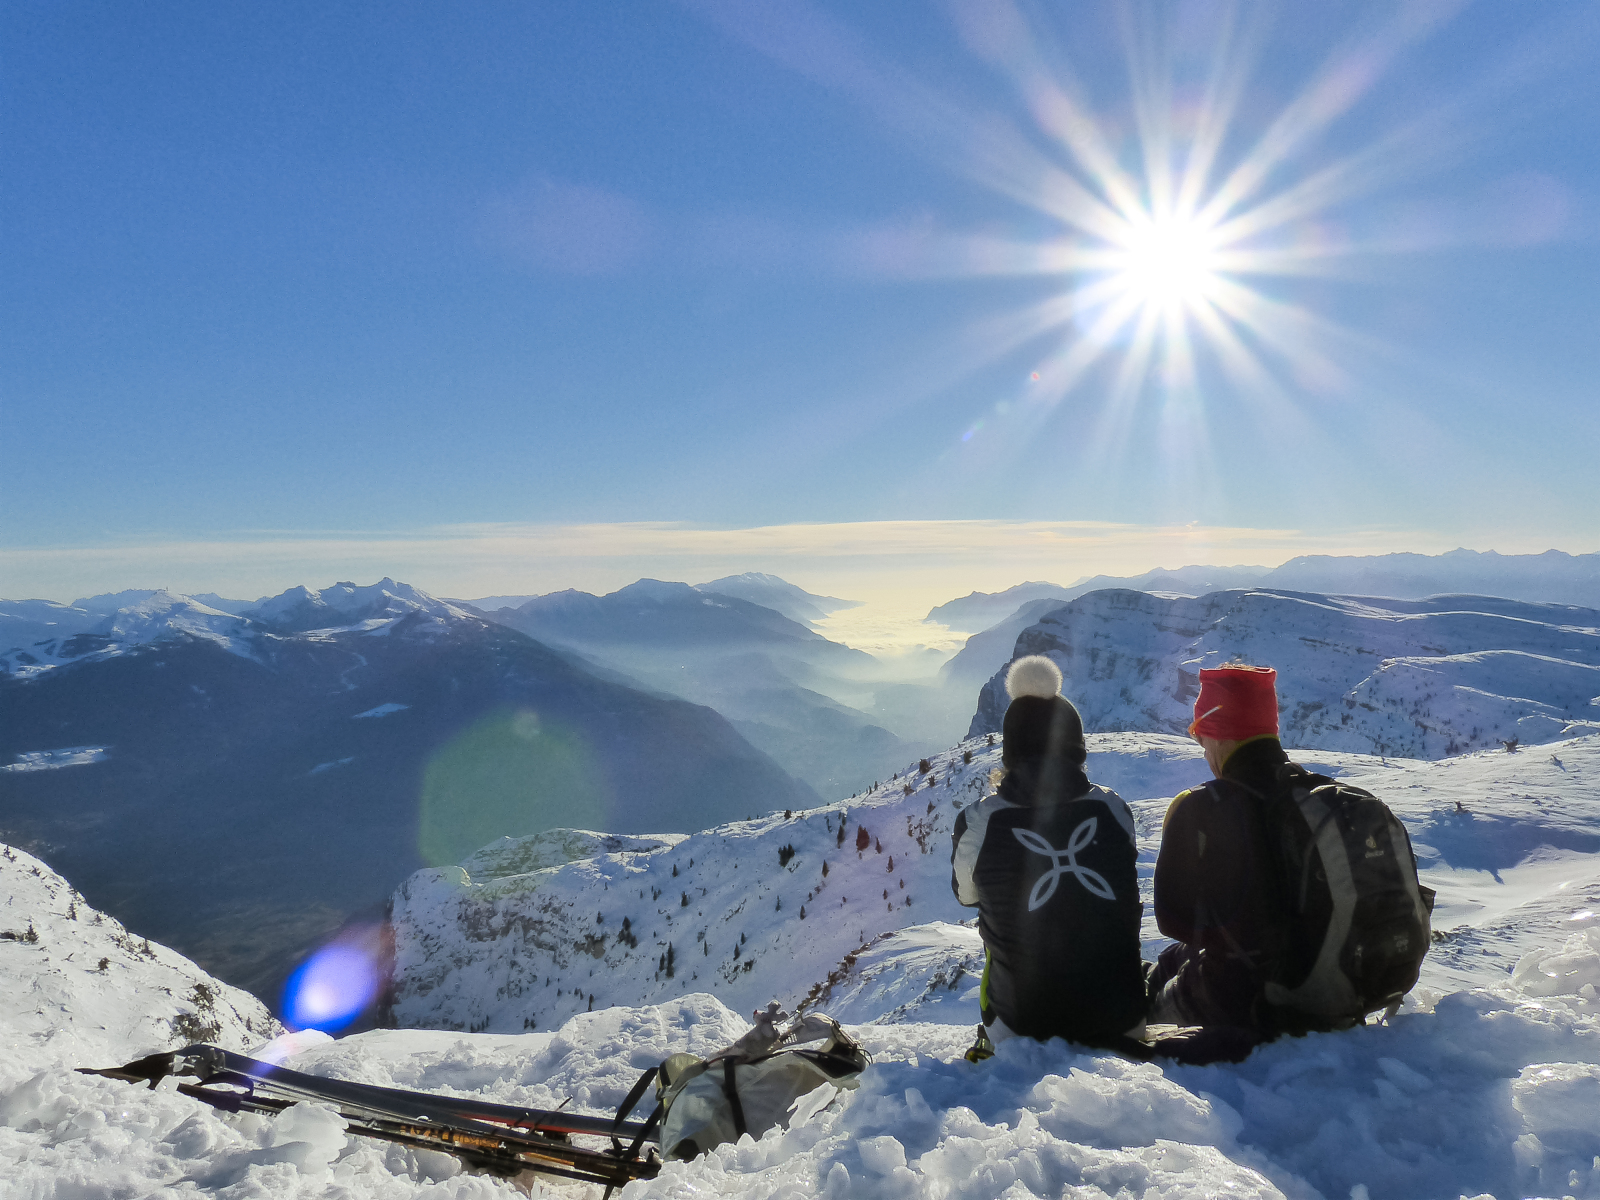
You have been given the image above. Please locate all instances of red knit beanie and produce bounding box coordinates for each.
[1190,664,1279,741]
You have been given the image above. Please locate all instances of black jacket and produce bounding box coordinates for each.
[951,763,1146,1042]
[1152,736,1292,1026]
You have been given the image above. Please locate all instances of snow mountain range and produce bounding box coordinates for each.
[969,588,1600,758]
[0,579,813,1003]
[929,548,1600,632]
[453,573,859,633]
[0,579,477,679]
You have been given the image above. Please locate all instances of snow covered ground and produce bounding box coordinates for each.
[5,736,1600,1197]
[0,746,110,773]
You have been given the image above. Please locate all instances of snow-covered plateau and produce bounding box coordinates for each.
[970,589,1600,758]
[6,733,1600,1198]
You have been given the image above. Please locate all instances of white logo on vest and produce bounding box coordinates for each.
[1012,819,1115,909]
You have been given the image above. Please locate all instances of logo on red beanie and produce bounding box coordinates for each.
[1190,664,1279,741]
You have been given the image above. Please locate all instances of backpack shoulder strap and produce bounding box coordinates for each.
[1275,761,1340,794]
[720,1058,747,1138]
[611,1065,662,1158]
[613,1066,657,1132]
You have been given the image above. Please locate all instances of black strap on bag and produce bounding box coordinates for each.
[611,1066,658,1153]
[604,1066,665,1198]
[720,1057,747,1138]
[624,1102,663,1162]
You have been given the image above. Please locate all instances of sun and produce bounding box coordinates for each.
[1110,213,1223,310]
[890,4,1429,417]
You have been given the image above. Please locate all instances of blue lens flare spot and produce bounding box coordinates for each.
[281,937,382,1031]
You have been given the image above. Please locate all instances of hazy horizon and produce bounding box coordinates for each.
[7,521,1596,613]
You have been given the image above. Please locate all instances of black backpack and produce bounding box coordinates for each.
[1255,764,1436,1023]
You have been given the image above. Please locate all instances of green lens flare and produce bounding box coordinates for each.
[418,708,610,867]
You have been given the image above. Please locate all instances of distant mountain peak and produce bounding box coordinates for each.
[4,579,485,677]
[71,588,164,614]
[924,582,1076,630]
[1262,548,1600,605]
[245,578,471,633]
[613,579,699,603]
[701,571,794,588]
[693,573,860,626]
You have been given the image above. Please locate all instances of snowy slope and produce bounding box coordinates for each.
[0,844,278,1088]
[970,589,1600,756]
[97,590,257,654]
[388,732,1600,1029]
[0,599,101,654]
[7,946,1599,1198]
[0,852,501,1196]
[6,739,1600,1197]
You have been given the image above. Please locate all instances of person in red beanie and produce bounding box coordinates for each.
[1147,663,1308,1045]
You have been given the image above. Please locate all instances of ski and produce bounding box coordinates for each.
[81,1044,661,1190]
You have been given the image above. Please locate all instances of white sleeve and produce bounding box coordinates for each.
[1087,785,1137,842]
[951,795,1013,906]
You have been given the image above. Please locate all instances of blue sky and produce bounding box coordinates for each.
[4,1,1598,604]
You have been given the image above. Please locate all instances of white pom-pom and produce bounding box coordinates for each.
[1005,655,1062,700]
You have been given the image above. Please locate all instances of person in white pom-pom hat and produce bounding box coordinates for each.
[950,655,1149,1051]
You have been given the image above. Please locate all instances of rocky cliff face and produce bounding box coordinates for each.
[968,589,1600,758]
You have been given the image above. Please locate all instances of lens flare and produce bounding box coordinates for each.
[281,927,386,1032]
[418,708,607,867]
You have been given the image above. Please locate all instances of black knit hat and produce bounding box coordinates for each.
[1001,656,1086,766]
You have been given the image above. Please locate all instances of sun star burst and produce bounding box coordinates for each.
[1110,212,1224,310]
